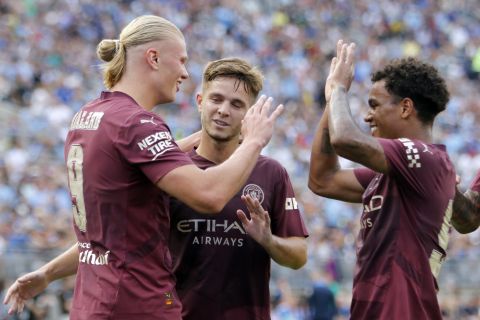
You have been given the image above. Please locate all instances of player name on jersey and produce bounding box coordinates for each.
[70,111,104,130]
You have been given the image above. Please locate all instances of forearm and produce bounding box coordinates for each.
[40,243,79,282]
[328,87,364,147]
[309,104,340,192]
[263,236,307,270]
[452,189,480,234]
[176,130,201,152]
[329,87,387,172]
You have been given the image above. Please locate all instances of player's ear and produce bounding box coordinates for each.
[196,93,203,113]
[146,48,160,70]
[400,97,415,119]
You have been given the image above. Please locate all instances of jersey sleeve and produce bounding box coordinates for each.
[354,167,376,189]
[378,137,435,195]
[269,164,309,238]
[469,171,480,193]
[115,111,193,183]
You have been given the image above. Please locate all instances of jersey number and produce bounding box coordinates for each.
[67,144,87,232]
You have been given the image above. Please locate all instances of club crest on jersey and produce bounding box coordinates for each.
[242,184,264,204]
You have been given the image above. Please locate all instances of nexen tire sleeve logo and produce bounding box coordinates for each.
[137,131,176,160]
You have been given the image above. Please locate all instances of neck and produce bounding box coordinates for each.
[195,133,241,164]
[399,122,433,143]
[112,80,158,111]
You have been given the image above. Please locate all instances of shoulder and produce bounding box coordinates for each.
[380,137,440,168]
[257,155,288,173]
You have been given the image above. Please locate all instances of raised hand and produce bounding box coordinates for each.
[240,95,284,148]
[325,39,356,102]
[236,194,273,247]
[3,270,50,314]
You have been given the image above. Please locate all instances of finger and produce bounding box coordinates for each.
[340,43,348,62]
[336,39,343,58]
[346,42,356,65]
[236,210,250,225]
[268,104,284,122]
[246,195,264,216]
[329,57,337,75]
[263,210,271,225]
[18,299,25,314]
[8,296,19,315]
[251,95,267,115]
[4,283,18,304]
[259,96,273,117]
[241,195,257,214]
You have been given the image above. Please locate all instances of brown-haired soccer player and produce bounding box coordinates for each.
[169,57,308,319]
[3,16,283,320]
[309,40,454,319]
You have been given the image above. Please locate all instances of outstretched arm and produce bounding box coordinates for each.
[158,96,284,214]
[3,243,79,314]
[236,195,307,269]
[452,188,480,234]
[327,40,388,173]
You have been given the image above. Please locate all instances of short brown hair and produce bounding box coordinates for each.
[202,58,264,100]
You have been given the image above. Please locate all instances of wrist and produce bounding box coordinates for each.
[38,264,53,283]
[261,233,275,251]
[237,138,263,152]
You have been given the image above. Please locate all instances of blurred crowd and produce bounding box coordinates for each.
[0,0,479,319]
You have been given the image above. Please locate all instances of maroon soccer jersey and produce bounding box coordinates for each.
[64,91,193,320]
[352,138,456,320]
[470,170,480,193]
[169,150,308,320]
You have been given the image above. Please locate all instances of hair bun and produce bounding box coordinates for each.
[96,39,117,62]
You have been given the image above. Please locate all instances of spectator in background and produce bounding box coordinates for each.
[307,271,337,320]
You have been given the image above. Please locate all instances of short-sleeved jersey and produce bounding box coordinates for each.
[352,138,456,320]
[169,150,309,320]
[64,91,193,320]
[469,170,480,193]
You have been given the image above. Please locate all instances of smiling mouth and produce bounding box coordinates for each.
[213,120,229,127]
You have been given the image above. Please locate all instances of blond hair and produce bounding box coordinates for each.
[202,58,264,100]
[96,15,184,89]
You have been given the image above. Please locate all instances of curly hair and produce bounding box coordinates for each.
[371,57,450,124]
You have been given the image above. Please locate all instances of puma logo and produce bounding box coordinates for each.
[140,117,157,125]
